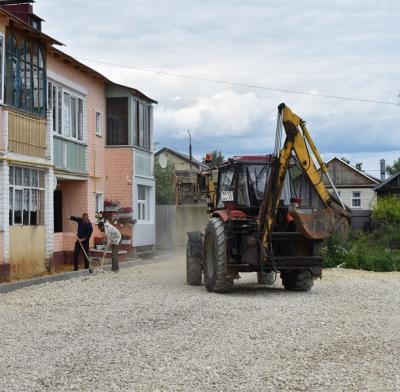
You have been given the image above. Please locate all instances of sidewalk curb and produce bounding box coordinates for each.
[0,257,168,294]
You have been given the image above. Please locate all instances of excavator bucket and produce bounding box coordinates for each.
[291,207,350,240]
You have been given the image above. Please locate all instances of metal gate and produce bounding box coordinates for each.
[156,205,176,250]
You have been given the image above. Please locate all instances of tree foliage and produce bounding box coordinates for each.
[372,195,400,226]
[204,150,225,168]
[386,158,400,176]
[154,161,176,205]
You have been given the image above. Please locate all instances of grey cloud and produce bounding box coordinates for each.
[36,0,400,174]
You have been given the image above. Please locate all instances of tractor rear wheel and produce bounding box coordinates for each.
[281,270,314,291]
[204,218,233,293]
[257,271,276,285]
[186,239,202,286]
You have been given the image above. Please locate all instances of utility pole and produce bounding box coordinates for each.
[188,130,192,172]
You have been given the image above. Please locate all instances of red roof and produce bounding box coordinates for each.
[233,155,273,162]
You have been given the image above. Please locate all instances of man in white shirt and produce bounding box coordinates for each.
[98,221,122,272]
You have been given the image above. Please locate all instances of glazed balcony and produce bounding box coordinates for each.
[7,109,47,159]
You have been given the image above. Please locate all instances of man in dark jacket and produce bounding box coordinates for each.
[69,214,93,271]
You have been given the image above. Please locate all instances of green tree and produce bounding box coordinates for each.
[154,161,176,205]
[386,158,400,176]
[355,162,363,171]
[204,150,225,168]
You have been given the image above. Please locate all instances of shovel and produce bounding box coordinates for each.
[68,219,96,274]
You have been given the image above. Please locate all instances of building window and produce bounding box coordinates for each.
[107,97,128,145]
[5,30,46,116]
[9,166,45,226]
[95,111,102,136]
[137,185,150,222]
[48,80,84,141]
[352,192,361,208]
[95,193,104,213]
[136,101,151,150]
[0,33,4,103]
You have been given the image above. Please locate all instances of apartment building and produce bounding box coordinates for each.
[0,2,157,281]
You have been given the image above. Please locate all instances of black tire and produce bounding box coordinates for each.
[186,240,202,286]
[204,218,233,293]
[257,271,276,285]
[281,270,314,291]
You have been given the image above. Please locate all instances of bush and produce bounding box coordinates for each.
[372,196,400,226]
[321,228,400,272]
[321,235,349,268]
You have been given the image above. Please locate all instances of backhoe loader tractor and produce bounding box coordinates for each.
[186,103,350,293]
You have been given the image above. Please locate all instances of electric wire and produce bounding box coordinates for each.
[76,57,399,106]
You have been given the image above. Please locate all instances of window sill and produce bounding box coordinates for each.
[53,133,87,146]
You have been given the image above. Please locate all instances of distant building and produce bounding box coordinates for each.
[155,147,209,205]
[375,172,400,198]
[323,157,380,230]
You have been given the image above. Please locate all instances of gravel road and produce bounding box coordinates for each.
[0,253,399,392]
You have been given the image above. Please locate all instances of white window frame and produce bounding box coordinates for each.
[95,110,102,136]
[95,193,104,213]
[48,79,86,143]
[9,166,45,226]
[352,191,361,208]
[0,32,5,104]
[137,185,150,222]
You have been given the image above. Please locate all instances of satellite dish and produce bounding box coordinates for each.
[159,153,168,169]
[53,176,58,191]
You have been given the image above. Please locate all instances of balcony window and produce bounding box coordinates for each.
[0,33,4,103]
[5,30,46,116]
[136,101,151,150]
[107,97,128,145]
[48,80,84,142]
[9,166,45,226]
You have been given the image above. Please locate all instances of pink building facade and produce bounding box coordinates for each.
[0,2,157,281]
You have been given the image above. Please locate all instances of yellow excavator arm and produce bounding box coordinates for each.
[258,103,350,253]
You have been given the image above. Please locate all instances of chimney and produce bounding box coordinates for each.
[380,159,386,181]
[0,1,42,31]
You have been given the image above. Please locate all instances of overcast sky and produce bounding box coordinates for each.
[36,0,400,176]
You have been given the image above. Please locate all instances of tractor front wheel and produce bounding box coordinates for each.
[204,218,233,293]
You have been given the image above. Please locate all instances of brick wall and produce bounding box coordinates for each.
[48,51,107,258]
[105,148,133,208]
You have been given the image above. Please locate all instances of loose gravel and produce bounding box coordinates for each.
[0,253,399,392]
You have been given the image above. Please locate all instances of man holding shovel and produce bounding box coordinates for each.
[69,214,93,271]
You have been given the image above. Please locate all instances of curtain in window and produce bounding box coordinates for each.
[0,36,4,102]
[14,189,23,225]
[63,92,71,136]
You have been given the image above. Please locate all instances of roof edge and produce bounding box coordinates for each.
[327,156,380,184]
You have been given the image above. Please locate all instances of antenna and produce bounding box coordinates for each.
[188,130,192,171]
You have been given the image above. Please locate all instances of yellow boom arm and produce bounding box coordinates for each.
[259,103,349,251]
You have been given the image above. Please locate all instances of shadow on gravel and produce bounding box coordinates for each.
[224,284,284,296]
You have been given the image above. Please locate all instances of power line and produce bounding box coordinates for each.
[77,56,399,106]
